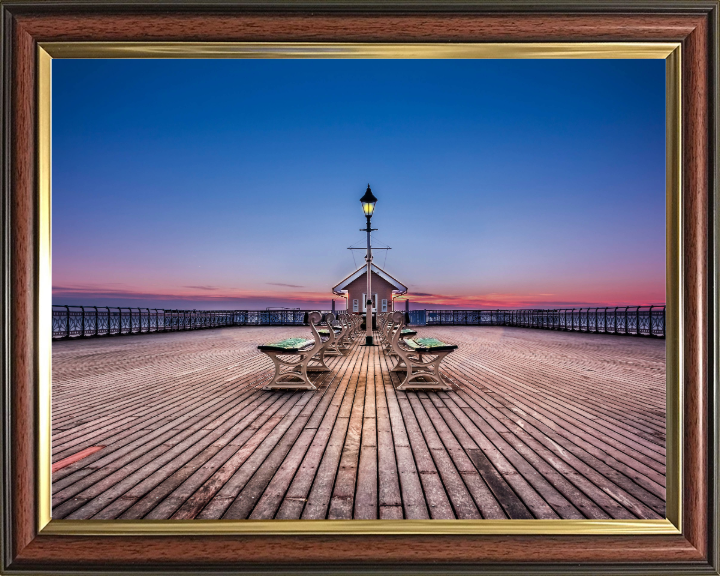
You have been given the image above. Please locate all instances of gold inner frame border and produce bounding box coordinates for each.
[36,41,682,536]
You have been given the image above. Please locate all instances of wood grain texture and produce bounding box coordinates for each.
[2,4,716,573]
[12,12,706,43]
[681,12,709,560]
[12,533,705,566]
[10,16,37,560]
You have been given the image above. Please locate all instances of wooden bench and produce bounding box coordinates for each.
[339,311,362,343]
[378,311,416,355]
[258,311,333,390]
[388,311,458,390]
[317,313,345,356]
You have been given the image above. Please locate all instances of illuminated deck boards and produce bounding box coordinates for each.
[51,326,665,520]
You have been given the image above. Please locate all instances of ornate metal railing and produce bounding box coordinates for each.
[409,306,665,337]
[52,306,331,339]
[53,305,664,340]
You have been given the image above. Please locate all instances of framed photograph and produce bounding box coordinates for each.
[1,1,717,574]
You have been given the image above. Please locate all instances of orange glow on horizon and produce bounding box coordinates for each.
[52,283,665,309]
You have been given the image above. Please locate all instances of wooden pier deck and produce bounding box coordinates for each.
[51,326,666,521]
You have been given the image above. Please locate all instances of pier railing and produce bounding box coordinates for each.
[409,306,665,337]
[53,305,665,339]
[51,306,331,339]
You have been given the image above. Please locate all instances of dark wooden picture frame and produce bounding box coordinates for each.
[1,1,717,573]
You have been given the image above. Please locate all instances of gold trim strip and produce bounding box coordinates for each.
[38,42,682,537]
[37,46,52,533]
[43,518,680,536]
[665,45,682,531]
[39,41,680,60]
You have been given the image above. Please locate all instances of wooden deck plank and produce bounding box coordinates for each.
[219,366,347,520]
[52,366,269,484]
[354,344,379,520]
[450,370,666,513]
[64,392,294,519]
[52,325,666,520]
[448,356,666,466]
[120,392,295,520]
[303,345,367,520]
[394,390,456,519]
[376,350,429,520]
[244,366,352,520]
[443,354,667,489]
[274,341,364,520]
[53,387,274,516]
[407,393,481,519]
[374,347,402,511]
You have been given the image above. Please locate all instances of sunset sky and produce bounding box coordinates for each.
[52,58,665,310]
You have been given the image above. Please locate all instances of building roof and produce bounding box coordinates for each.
[332,263,408,296]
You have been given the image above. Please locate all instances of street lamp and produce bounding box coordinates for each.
[360,184,378,346]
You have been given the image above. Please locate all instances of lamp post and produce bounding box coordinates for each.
[360,184,378,346]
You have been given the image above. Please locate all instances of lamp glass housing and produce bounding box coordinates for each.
[360,185,378,217]
[362,201,376,217]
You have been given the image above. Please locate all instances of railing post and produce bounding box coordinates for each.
[636,306,641,336]
[593,308,597,333]
[80,306,85,337]
[64,305,70,338]
[624,306,630,335]
[604,307,608,333]
[662,306,666,337]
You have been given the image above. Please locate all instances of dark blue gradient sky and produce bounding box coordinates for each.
[52,58,665,310]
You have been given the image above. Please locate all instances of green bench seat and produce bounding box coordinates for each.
[317,328,341,336]
[258,337,314,353]
[403,337,458,353]
[401,328,417,336]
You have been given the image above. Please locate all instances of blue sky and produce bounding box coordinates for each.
[52,58,665,310]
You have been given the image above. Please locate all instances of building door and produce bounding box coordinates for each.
[361,293,378,313]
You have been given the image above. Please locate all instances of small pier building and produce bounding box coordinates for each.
[331,263,408,313]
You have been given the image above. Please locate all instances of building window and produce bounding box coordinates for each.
[381,299,387,312]
[353,299,359,312]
